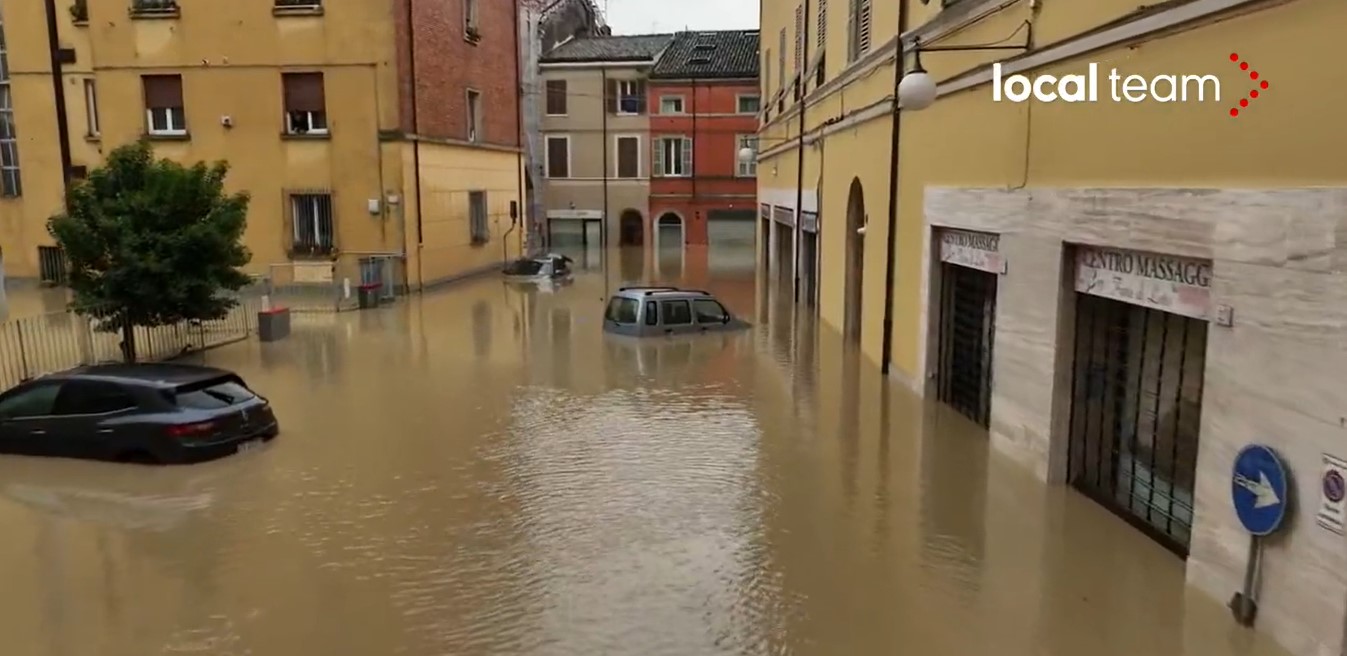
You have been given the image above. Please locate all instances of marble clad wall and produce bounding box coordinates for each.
[920,186,1347,656]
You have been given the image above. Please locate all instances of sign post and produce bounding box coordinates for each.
[1317,454,1347,534]
[1228,444,1290,627]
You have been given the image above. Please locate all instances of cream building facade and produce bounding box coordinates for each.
[757,0,1347,654]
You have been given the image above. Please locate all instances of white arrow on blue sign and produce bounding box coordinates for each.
[1231,444,1290,536]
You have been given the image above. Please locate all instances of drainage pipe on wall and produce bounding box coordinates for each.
[792,0,810,303]
[43,0,73,196]
[878,1,910,377]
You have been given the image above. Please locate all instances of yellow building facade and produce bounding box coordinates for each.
[1,0,522,288]
[758,0,1347,654]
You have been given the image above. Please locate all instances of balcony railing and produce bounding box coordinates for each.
[130,0,179,17]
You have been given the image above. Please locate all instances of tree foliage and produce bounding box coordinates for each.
[47,140,252,361]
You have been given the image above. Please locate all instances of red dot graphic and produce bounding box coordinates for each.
[1261,80,1269,89]
[1250,71,1259,80]
[1250,90,1259,98]
[1230,53,1239,61]
[1240,62,1249,70]
[1230,108,1239,117]
[1240,99,1249,107]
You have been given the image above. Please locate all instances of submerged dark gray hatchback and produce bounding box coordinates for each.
[603,286,751,337]
[0,363,278,464]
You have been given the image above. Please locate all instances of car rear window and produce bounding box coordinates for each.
[174,378,256,410]
[605,297,639,324]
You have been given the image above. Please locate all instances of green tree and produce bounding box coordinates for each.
[48,140,252,363]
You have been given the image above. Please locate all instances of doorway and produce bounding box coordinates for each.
[1067,293,1207,556]
[799,212,819,306]
[548,218,603,268]
[656,212,684,278]
[935,262,998,426]
[619,209,644,247]
[843,179,865,343]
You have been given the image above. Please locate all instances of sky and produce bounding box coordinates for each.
[599,0,759,34]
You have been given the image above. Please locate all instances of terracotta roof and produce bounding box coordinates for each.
[540,34,674,63]
[649,30,760,79]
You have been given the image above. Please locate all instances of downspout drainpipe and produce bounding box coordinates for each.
[879,2,910,377]
[43,0,73,196]
[793,0,809,302]
[601,65,609,299]
[405,0,425,289]
[508,0,523,259]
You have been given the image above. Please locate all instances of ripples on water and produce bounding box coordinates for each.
[0,249,1294,656]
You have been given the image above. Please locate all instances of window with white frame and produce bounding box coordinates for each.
[848,0,872,63]
[659,96,684,114]
[290,193,335,255]
[736,135,757,177]
[466,89,482,142]
[613,80,643,114]
[283,72,327,135]
[615,136,639,178]
[545,136,570,178]
[143,74,186,136]
[736,94,760,114]
[0,15,20,197]
[84,79,100,137]
[653,136,692,177]
[469,190,489,244]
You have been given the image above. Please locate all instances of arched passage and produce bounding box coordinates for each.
[655,212,685,278]
[844,178,866,343]
[619,209,644,247]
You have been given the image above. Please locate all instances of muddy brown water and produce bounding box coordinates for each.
[0,247,1289,655]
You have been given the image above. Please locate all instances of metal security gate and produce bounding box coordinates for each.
[1067,294,1207,556]
[936,262,997,426]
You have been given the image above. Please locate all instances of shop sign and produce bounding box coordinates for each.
[772,206,794,227]
[547,209,603,220]
[939,229,1005,274]
[1074,246,1211,320]
[801,211,818,233]
[1317,454,1347,535]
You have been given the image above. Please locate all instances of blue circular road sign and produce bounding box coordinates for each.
[1231,444,1290,537]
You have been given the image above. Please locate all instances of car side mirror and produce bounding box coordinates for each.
[722,315,731,324]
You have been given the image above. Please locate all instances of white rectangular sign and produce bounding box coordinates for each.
[546,209,603,220]
[939,229,1005,274]
[1074,247,1211,320]
[1317,454,1347,535]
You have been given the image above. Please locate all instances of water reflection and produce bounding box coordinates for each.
[0,245,1293,656]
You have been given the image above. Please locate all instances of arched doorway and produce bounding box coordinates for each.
[844,178,866,343]
[655,212,685,278]
[619,209,644,247]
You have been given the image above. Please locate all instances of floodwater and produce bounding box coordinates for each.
[0,246,1290,656]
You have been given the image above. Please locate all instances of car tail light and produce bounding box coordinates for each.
[165,421,216,438]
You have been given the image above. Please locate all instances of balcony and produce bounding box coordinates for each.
[129,0,179,18]
[274,0,323,16]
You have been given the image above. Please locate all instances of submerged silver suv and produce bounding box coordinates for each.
[603,287,751,337]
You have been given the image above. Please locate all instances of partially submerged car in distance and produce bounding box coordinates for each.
[603,286,750,336]
[503,253,574,281]
[0,363,278,465]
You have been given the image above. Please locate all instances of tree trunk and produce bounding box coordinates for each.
[119,316,137,363]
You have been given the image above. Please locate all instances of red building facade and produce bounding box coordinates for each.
[646,31,761,248]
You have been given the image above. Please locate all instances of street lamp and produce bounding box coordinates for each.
[895,27,1033,111]
[737,146,756,165]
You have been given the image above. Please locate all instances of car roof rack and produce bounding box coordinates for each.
[618,286,679,293]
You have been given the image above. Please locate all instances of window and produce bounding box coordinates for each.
[290,193,334,255]
[463,0,480,40]
[143,74,186,135]
[175,379,255,409]
[693,299,729,324]
[817,0,829,49]
[38,246,67,284]
[736,94,760,114]
[0,12,19,198]
[660,300,692,325]
[466,89,482,142]
[848,0,872,63]
[545,135,569,178]
[763,49,772,101]
[654,136,692,177]
[53,381,135,416]
[794,4,804,73]
[608,79,645,115]
[83,79,99,137]
[604,297,638,324]
[469,190,489,245]
[643,301,658,325]
[282,72,327,135]
[736,135,757,177]
[778,29,786,91]
[545,79,567,115]
[660,96,684,114]
[0,384,61,419]
[616,136,640,178]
